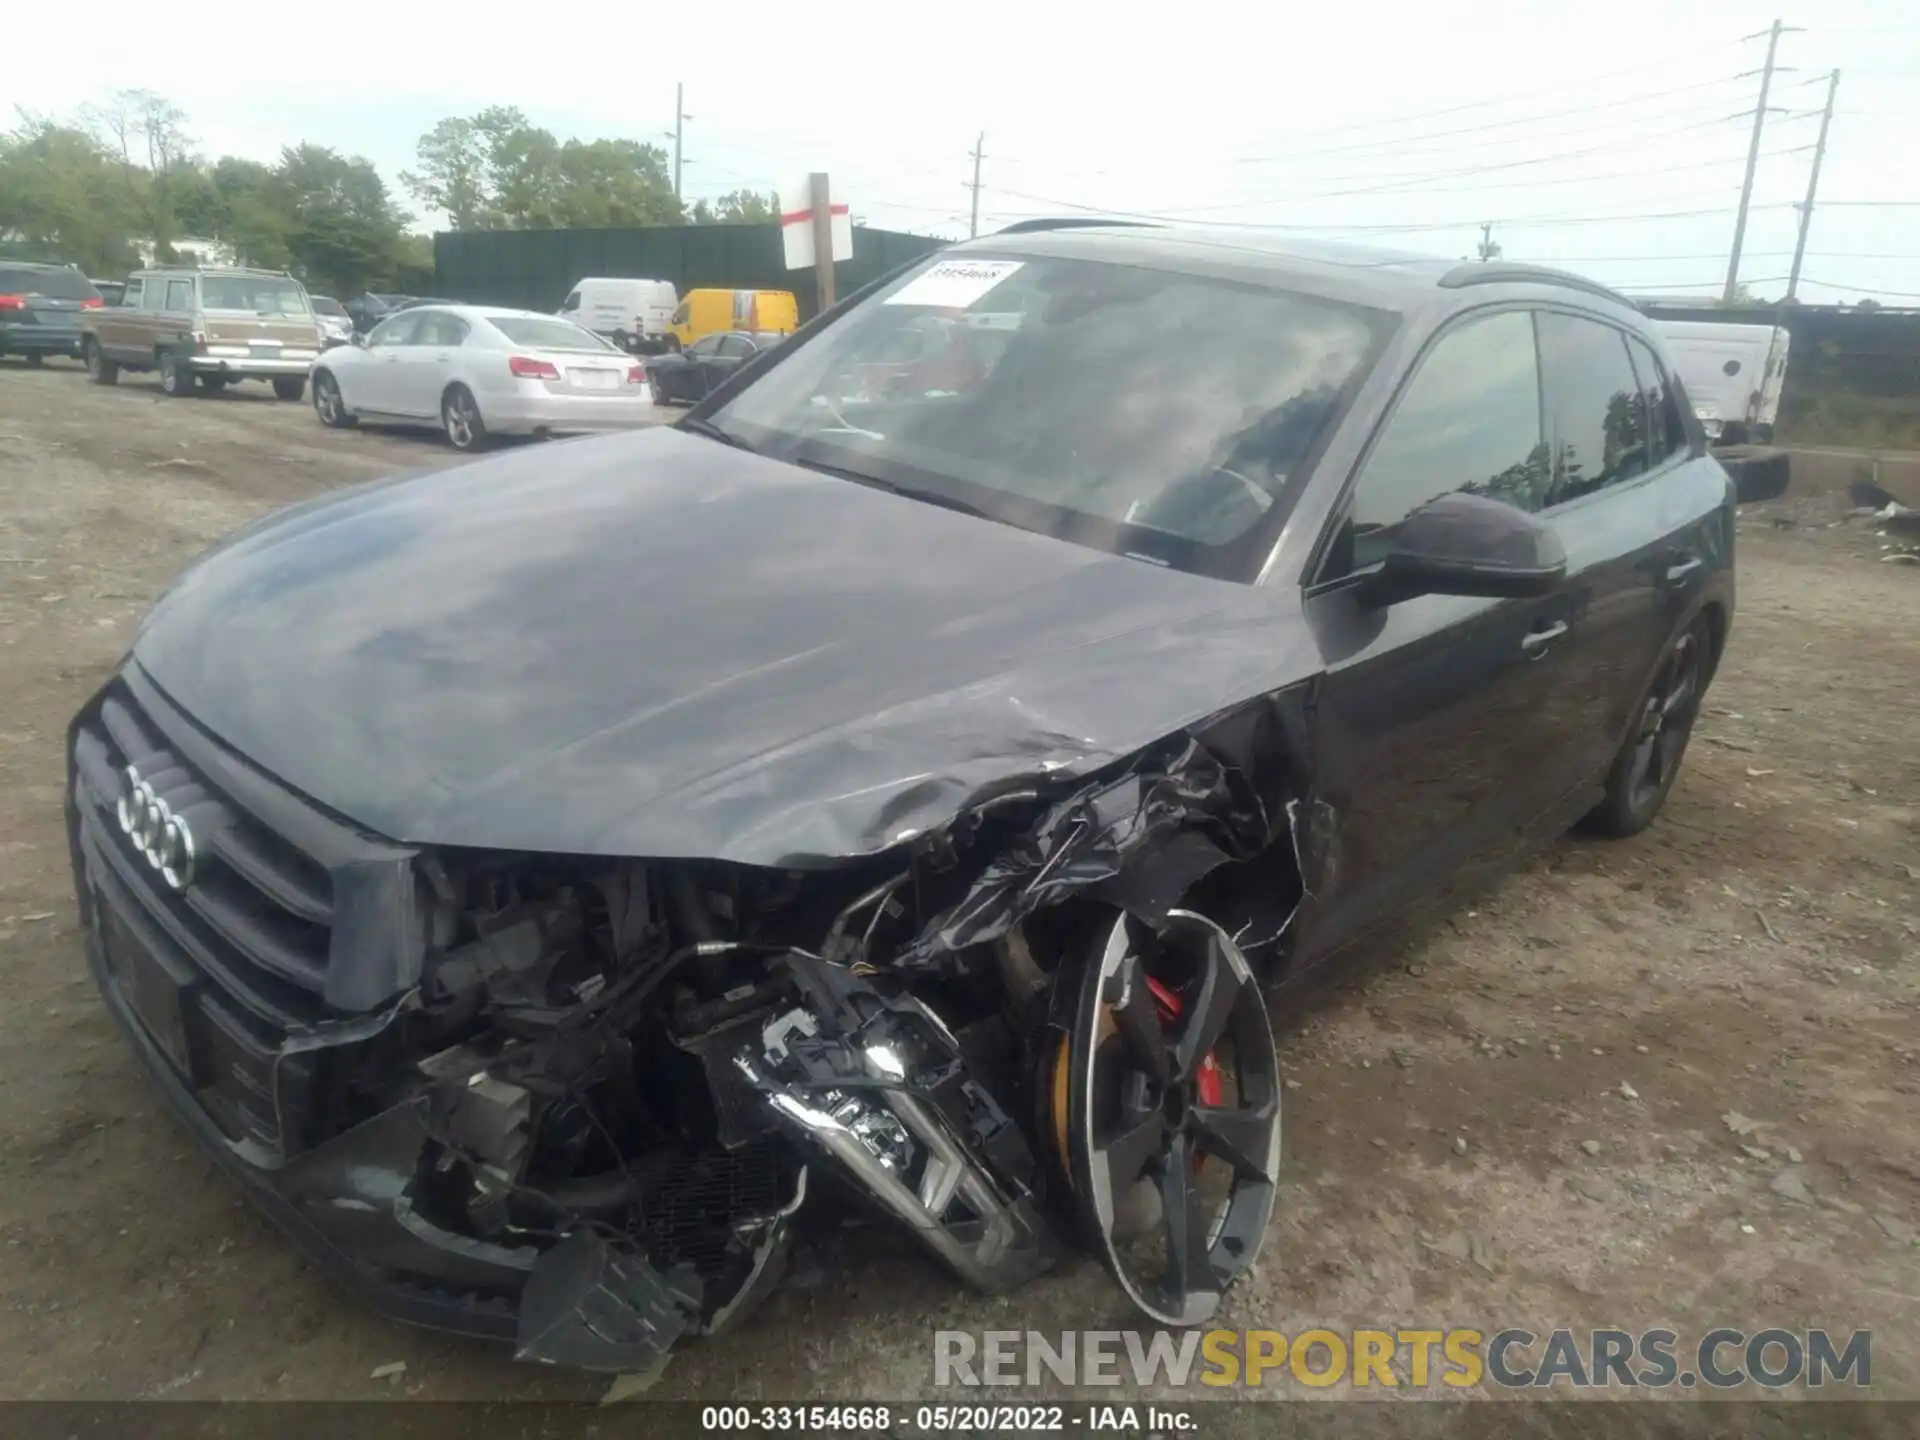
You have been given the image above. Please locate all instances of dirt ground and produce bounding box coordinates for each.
[0,359,1914,1404]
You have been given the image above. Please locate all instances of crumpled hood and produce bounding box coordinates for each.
[132,427,1320,864]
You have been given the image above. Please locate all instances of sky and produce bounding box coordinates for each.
[12,0,1920,304]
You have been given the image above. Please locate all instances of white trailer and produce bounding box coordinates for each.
[1652,319,1791,444]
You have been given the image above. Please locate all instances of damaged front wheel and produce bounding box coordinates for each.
[1059,911,1281,1327]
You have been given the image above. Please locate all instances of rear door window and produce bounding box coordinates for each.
[122,279,145,308]
[717,334,753,358]
[1538,313,1652,505]
[165,279,194,311]
[1325,308,1547,580]
[1627,337,1685,469]
[414,311,471,346]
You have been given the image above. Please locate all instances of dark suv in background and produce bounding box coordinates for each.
[0,262,103,364]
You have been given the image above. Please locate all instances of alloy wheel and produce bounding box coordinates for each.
[315,376,342,425]
[1065,911,1281,1327]
[444,393,475,449]
[1626,621,1706,812]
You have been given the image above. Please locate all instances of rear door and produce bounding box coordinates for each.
[398,309,471,415]
[1299,307,1575,958]
[706,333,755,393]
[679,334,724,398]
[98,277,145,358]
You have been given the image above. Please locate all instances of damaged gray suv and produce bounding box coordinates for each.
[67,223,1735,1368]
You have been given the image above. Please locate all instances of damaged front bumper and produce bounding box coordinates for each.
[79,883,1046,1370]
[86,918,810,1367]
[83,922,530,1341]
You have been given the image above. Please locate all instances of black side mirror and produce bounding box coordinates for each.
[1716,445,1790,504]
[1358,491,1566,608]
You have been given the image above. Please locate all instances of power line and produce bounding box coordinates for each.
[1795,276,1920,299]
[978,185,1789,233]
[1222,41,1743,153]
[1232,74,1758,164]
[1061,111,1776,219]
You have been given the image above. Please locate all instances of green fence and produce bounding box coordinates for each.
[433,224,943,320]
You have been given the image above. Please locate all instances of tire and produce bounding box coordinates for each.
[84,340,118,386]
[157,351,196,397]
[311,371,357,428]
[272,376,305,402]
[1585,613,1713,838]
[441,385,490,452]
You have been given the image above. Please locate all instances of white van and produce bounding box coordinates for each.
[559,278,678,354]
[1652,320,1790,444]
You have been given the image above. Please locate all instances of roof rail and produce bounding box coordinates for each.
[1438,262,1633,306]
[991,217,1163,236]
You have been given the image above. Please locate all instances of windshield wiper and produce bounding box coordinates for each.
[677,416,756,453]
[785,457,989,520]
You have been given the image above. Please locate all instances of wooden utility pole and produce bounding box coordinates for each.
[969,133,986,239]
[809,172,836,311]
[1476,222,1501,262]
[1725,20,1796,303]
[672,83,688,200]
[1786,69,1841,302]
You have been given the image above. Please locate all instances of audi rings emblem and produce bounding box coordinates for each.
[116,764,196,892]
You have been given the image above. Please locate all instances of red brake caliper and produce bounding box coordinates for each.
[1147,976,1223,1172]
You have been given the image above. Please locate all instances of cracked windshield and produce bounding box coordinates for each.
[713,255,1388,573]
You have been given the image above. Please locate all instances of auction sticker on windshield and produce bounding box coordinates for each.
[886,260,1024,309]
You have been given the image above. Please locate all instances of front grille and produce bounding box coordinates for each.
[632,1138,794,1280]
[69,671,408,1158]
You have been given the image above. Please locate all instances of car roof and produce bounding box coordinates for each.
[134,265,297,278]
[949,222,1641,321]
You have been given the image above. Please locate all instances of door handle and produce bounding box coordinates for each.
[1665,555,1704,584]
[1521,620,1569,654]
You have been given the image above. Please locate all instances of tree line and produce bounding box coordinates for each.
[0,92,781,298]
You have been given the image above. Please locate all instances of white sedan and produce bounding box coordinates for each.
[309,304,655,451]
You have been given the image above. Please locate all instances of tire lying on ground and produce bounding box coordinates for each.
[1714,444,1791,505]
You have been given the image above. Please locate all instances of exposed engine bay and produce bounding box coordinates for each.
[277,739,1299,1371]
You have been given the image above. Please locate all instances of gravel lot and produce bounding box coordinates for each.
[0,359,1915,1403]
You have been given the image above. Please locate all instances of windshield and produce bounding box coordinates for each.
[708,254,1391,579]
[200,276,311,315]
[489,316,618,353]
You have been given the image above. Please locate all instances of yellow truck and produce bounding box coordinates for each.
[667,289,798,350]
